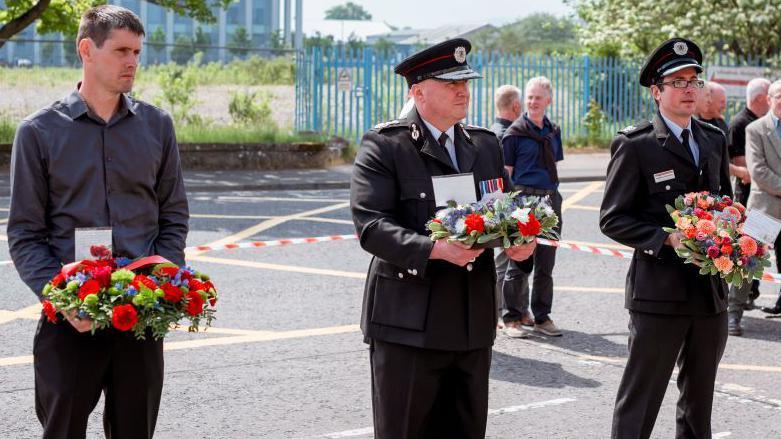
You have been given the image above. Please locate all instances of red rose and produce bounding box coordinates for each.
[204,281,215,293]
[157,266,179,279]
[188,279,205,292]
[51,273,65,287]
[180,270,193,282]
[42,300,58,323]
[432,219,442,224]
[132,274,158,291]
[78,279,101,301]
[89,265,112,288]
[161,282,184,303]
[721,244,733,255]
[518,214,542,236]
[185,291,205,316]
[464,213,485,234]
[111,304,138,331]
[209,295,217,307]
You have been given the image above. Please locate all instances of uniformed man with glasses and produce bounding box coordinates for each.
[600,38,732,438]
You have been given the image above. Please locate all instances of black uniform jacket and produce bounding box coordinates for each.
[350,107,512,351]
[600,114,732,315]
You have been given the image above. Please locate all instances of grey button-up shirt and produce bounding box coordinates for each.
[8,88,189,299]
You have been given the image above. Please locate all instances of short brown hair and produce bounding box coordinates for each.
[76,5,145,59]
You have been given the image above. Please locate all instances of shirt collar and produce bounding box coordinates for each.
[420,118,455,143]
[65,83,137,121]
[523,113,549,130]
[659,112,692,142]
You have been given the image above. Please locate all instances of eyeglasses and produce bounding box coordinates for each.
[656,79,705,89]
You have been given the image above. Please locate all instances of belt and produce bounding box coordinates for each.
[515,185,556,196]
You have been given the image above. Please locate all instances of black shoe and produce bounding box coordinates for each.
[743,299,756,311]
[728,311,743,336]
[761,305,781,315]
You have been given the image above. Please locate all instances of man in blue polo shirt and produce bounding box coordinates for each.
[501,76,564,337]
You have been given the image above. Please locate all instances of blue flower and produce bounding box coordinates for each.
[115,257,131,268]
[125,286,138,297]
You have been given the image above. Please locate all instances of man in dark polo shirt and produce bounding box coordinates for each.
[501,76,564,337]
[8,6,188,438]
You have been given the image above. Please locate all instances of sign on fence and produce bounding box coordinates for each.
[337,69,352,92]
[707,66,769,98]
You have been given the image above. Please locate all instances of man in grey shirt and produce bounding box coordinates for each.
[8,6,188,439]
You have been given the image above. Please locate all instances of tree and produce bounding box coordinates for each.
[304,32,335,51]
[0,0,233,50]
[148,26,166,64]
[170,34,195,64]
[373,37,395,57]
[325,2,372,21]
[570,0,781,62]
[228,26,252,58]
[470,14,579,55]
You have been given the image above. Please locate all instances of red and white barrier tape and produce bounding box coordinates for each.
[4,233,780,284]
[184,234,358,252]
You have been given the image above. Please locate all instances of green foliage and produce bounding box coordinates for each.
[174,124,327,144]
[0,118,16,144]
[324,2,372,20]
[170,34,196,65]
[228,91,275,127]
[305,32,335,50]
[0,0,233,48]
[571,0,781,63]
[471,13,580,55]
[228,26,252,57]
[583,99,608,145]
[147,27,167,64]
[373,37,395,57]
[153,55,200,125]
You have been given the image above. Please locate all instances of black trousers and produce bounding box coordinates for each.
[33,316,164,439]
[612,311,727,439]
[370,340,491,439]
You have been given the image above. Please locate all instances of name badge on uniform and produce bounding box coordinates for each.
[653,169,676,183]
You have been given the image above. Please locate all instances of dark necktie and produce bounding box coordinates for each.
[682,128,698,166]
[438,132,459,171]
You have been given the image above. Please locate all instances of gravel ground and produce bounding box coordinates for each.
[0,81,295,128]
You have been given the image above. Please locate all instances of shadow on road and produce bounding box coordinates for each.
[490,350,601,389]
[733,315,781,342]
[529,329,629,358]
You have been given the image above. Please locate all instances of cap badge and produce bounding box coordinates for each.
[673,41,688,56]
[454,46,467,64]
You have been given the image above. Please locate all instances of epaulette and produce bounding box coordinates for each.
[697,119,724,134]
[372,119,406,133]
[618,120,653,137]
[462,123,494,134]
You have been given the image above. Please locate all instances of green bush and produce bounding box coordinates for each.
[0,118,16,144]
[228,91,275,127]
[583,99,608,145]
[153,57,199,125]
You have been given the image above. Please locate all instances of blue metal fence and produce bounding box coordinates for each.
[295,47,747,145]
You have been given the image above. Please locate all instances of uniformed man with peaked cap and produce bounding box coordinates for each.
[600,38,732,438]
[350,38,536,438]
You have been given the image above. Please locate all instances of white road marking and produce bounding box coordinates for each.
[318,398,577,438]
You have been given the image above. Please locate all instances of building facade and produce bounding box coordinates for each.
[1,0,303,66]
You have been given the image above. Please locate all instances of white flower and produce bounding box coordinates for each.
[435,208,452,221]
[511,207,531,223]
[455,218,467,235]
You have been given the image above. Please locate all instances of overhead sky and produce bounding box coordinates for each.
[303,0,574,29]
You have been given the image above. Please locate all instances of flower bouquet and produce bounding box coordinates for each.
[664,191,772,287]
[426,191,559,249]
[41,254,217,340]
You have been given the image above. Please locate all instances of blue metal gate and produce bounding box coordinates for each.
[295,47,746,145]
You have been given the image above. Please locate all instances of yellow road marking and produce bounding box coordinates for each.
[186,202,350,257]
[0,234,7,241]
[566,204,600,212]
[0,303,41,325]
[561,181,603,212]
[215,196,349,203]
[188,254,367,279]
[0,324,361,367]
[0,218,7,224]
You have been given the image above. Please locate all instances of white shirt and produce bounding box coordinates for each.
[421,119,459,171]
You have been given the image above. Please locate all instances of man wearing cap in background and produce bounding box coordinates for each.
[350,39,536,437]
[600,38,731,438]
